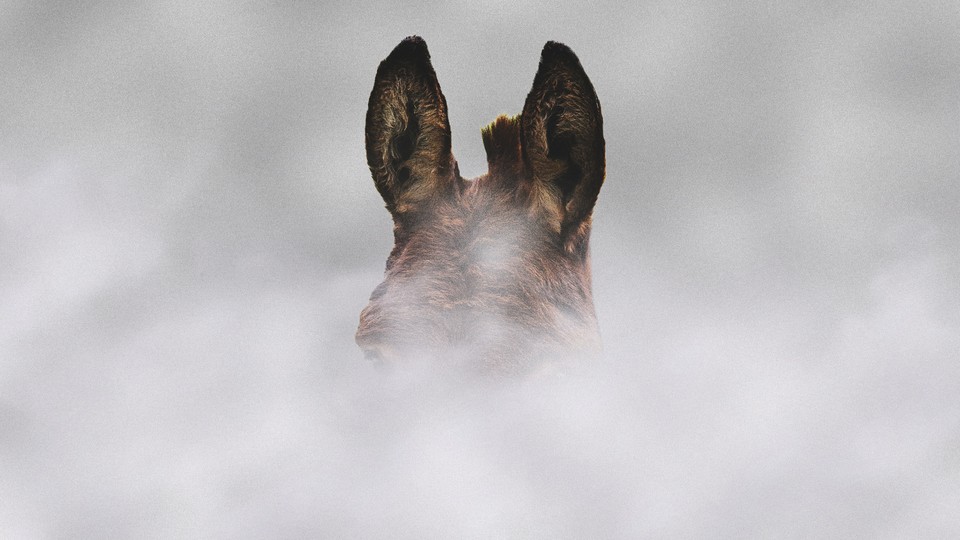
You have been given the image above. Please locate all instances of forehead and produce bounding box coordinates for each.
[394,177,553,264]
[377,182,588,328]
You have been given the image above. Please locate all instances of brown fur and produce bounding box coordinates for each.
[357,36,605,374]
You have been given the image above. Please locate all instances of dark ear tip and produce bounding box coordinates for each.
[541,41,579,64]
[385,35,431,65]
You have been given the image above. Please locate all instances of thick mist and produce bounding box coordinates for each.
[2,1,958,537]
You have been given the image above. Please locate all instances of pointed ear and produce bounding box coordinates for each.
[520,42,605,250]
[366,36,456,215]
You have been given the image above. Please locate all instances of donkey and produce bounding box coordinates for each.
[357,36,605,374]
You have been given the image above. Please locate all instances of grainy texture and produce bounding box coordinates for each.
[4,3,958,536]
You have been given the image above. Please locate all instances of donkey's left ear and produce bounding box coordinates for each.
[366,36,456,216]
[521,42,605,250]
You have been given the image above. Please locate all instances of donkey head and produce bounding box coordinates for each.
[357,36,605,374]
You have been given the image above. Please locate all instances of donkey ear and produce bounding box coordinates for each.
[366,36,456,216]
[520,42,605,249]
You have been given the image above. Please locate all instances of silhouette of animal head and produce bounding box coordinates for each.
[357,36,605,374]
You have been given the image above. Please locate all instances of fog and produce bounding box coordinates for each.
[2,1,958,537]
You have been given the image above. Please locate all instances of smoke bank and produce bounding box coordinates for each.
[2,1,959,537]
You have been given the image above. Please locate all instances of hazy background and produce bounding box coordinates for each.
[2,1,959,537]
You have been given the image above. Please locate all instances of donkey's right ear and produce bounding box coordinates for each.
[520,42,604,252]
[366,36,456,216]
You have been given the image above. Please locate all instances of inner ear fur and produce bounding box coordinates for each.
[366,36,456,215]
[520,41,605,250]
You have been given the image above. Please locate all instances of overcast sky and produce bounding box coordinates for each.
[2,1,959,537]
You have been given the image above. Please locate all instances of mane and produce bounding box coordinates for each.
[481,115,523,180]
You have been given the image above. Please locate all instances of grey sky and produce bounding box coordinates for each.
[2,1,958,537]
